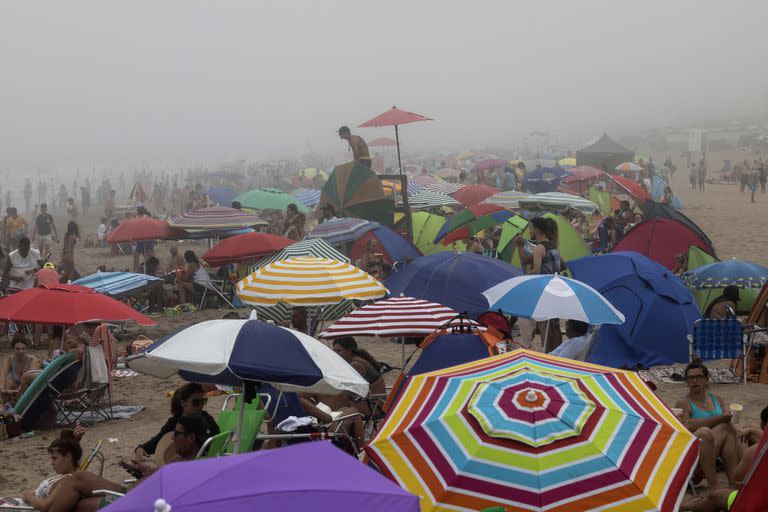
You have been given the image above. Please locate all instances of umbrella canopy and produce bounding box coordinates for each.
[73,272,164,300]
[104,442,418,512]
[321,161,394,225]
[0,284,156,326]
[349,225,421,267]
[168,207,267,231]
[569,252,701,368]
[105,218,186,243]
[320,296,480,339]
[607,174,650,202]
[367,349,698,512]
[518,192,602,215]
[615,161,643,172]
[306,217,379,246]
[613,218,716,270]
[484,274,625,324]
[291,189,322,209]
[433,167,461,179]
[359,106,432,128]
[499,213,591,266]
[434,204,514,244]
[642,202,713,249]
[202,232,295,267]
[558,157,577,166]
[682,259,768,314]
[128,316,368,396]
[425,182,464,196]
[410,212,466,256]
[204,187,239,206]
[470,159,508,172]
[562,165,605,183]
[237,256,387,307]
[524,167,571,193]
[384,252,523,318]
[233,188,309,213]
[407,190,460,210]
[483,191,529,209]
[652,175,684,209]
[368,137,398,147]
[450,184,499,206]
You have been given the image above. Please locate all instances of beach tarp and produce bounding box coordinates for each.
[498,213,590,266]
[643,202,713,251]
[321,161,394,225]
[576,133,635,171]
[349,224,421,267]
[410,212,465,255]
[569,252,701,369]
[613,218,716,270]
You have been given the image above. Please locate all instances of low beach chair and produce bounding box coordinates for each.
[217,393,269,453]
[196,430,234,459]
[689,313,747,384]
[14,352,80,431]
[49,351,113,425]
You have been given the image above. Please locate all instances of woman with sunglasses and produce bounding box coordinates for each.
[675,359,739,489]
[134,383,219,462]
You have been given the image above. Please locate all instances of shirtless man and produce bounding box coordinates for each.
[337,126,372,168]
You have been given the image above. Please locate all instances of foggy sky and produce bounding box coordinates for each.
[2,0,767,170]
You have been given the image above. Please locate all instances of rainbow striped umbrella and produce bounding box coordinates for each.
[320,296,482,339]
[367,349,697,512]
[236,256,387,307]
[615,161,643,173]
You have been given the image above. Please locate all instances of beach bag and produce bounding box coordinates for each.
[129,336,153,355]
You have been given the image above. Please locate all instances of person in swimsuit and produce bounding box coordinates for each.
[59,221,79,283]
[675,359,740,489]
[1,335,41,400]
[337,126,372,168]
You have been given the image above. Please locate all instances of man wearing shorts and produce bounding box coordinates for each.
[32,203,57,257]
[338,126,372,168]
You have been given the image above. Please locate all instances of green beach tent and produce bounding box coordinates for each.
[411,212,466,255]
[499,213,590,268]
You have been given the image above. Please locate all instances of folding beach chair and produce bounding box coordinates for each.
[49,349,113,425]
[197,430,235,459]
[689,311,747,384]
[217,393,269,453]
[198,278,236,309]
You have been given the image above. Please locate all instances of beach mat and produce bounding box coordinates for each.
[56,405,144,424]
[640,366,739,385]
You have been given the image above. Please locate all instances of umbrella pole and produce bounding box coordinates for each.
[235,383,246,454]
[395,124,403,175]
[400,336,405,368]
[543,320,550,354]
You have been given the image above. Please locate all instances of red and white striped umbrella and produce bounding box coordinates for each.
[320,296,482,339]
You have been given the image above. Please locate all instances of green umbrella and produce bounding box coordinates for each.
[499,213,590,266]
[588,187,612,216]
[233,188,309,213]
[411,212,465,255]
[320,162,394,225]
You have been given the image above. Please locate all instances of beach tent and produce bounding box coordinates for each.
[498,213,590,266]
[321,161,394,225]
[613,218,716,270]
[523,167,570,194]
[683,260,768,315]
[569,252,701,369]
[643,202,713,250]
[576,133,635,171]
[128,182,148,204]
[687,245,718,271]
[349,224,421,267]
[651,175,683,209]
[410,212,465,255]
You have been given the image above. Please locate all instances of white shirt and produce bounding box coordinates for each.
[97,223,107,240]
[550,335,587,360]
[8,248,41,290]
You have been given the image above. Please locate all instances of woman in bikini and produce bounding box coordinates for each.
[0,335,41,400]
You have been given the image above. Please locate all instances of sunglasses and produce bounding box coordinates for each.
[189,397,208,407]
[686,375,706,382]
[173,430,188,438]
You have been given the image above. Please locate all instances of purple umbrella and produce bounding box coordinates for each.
[470,158,508,172]
[103,442,419,512]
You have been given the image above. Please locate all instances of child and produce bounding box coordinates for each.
[97,217,108,247]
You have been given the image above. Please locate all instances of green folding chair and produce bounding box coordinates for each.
[217,394,268,454]
[197,430,234,459]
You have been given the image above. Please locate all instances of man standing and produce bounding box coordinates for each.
[4,236,42,293]
[31,203,57,257]
[337,126,372,168]
[4,207,27,253]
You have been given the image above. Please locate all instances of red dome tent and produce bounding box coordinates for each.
[612,218,716,270]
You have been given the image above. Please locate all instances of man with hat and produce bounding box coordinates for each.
[337,125,372,168]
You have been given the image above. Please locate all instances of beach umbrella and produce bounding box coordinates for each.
[128,182,148,204]
[470,158,508,172]
[321,161,394,225]
[498,213,590,266]
[606,174,650,202]
[359,106,432,176]
[482,191,529,209]
[366,349,698,512]
[168,207,267,231]
[74,271,164,300]
[433,167,461,179]
[433,203,514,244]
[450,184,499,206]
[561,165,605,194]
[368,136,398,147]
[518,191,602,215]
[407,190,460,210]
[569,252,701,368]
[236,256,387,307]
[523,167,571,194]
[682,259,768,314]
[201,232,295,267]
[613,218,716,270]
[291,189,322,209]
[410,212,466,256]
[105,217,186,243]
[483,274,625,325]
[558,156,577,167]
[409,174,443,187]
[0,284,156,326]
[384,252,523,318]
[425,182,463,195]
[204,187,239,206]
[320,296,481,339]
[103,442,418,512]
[349,225,422,267]
[306,217,379,246]
[233,188,309,213]
[615,161,643,172]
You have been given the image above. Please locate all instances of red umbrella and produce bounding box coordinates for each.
[202,232,295,267]
[368,137,398,147]
[106,218,186,243]
[359,106,432,176]
[470,159,508,172]
[0,284,156,326]
[563,166,605,183]
[607,174,650,202]
[449,184,499,206]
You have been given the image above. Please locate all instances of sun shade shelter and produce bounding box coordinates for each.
[576,133,635,171]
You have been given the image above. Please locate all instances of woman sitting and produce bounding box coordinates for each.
[178,250,212,304]
[134,383,219,463]
[331,337,386,396]
[1,334,41,401]
[675,359,739,489]
[704,286,739,319]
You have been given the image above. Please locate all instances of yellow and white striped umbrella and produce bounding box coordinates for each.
[236,256,387,306]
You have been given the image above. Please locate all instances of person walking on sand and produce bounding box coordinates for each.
[337,126,372,169]
[697,160,706,192]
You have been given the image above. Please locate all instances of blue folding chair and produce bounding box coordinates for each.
[689,312,746,384]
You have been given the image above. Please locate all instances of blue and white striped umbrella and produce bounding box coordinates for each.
[483,274,625,324]
[306,217,379,245]
[74,271,164,300]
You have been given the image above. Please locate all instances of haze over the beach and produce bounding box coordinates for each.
[2,0,768,170]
